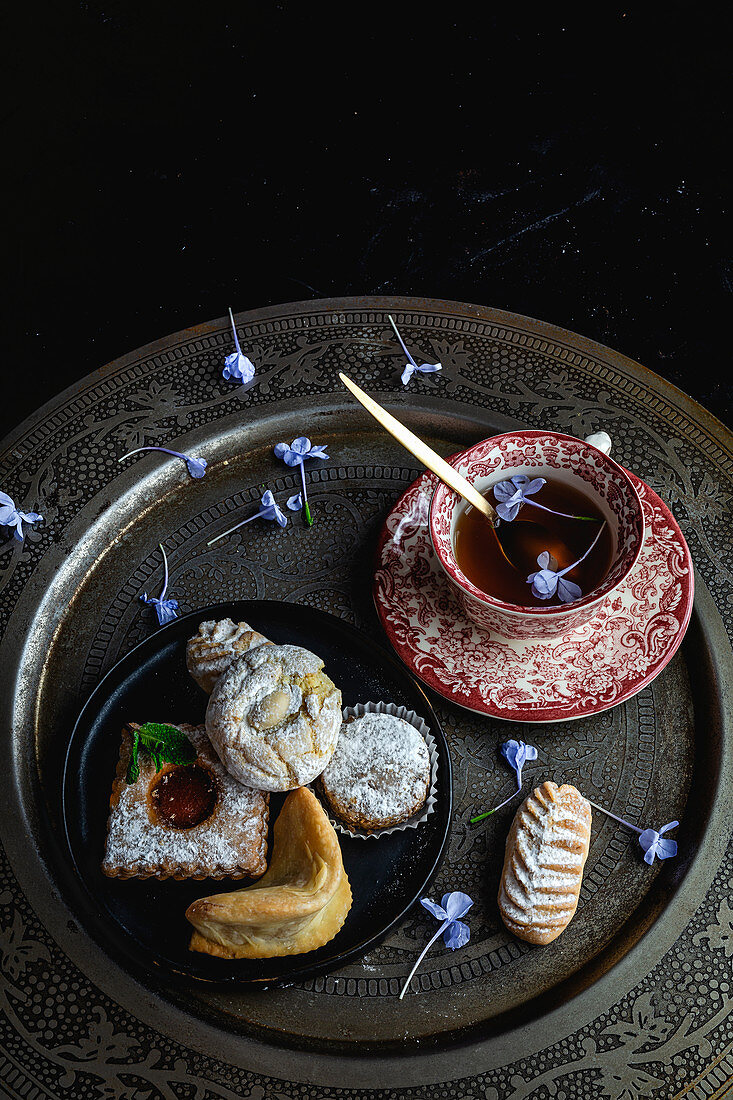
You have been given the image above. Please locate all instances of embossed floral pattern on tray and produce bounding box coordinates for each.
[375,468,693,722]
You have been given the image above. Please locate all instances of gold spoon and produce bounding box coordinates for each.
[338,372,575,573]
[338,372,498,524]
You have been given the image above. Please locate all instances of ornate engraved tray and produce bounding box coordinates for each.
[2,297,732,1098]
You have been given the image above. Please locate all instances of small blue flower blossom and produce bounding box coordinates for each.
[223,307,255,384]
[586,799,679,866]
[500,739,539,789]
[388,315,442,386]
[273,437,329,527]
[287,492,303,511]
[399,891,472,999]
[493,474,599,524]
[140,544,179,626]
[471,739,539,824]
[527,522,607,604]
[118,446,207,478]
[207,489,289,546]
[493,475,546,522]
[639,821,679,865]
[0,491,42,541]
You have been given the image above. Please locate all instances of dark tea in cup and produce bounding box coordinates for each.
[453,477,613,607]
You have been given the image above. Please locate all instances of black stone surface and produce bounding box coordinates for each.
[4,4,731,433]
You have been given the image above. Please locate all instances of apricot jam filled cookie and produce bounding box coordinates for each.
[205,644,342,791]
[102,723,269,880]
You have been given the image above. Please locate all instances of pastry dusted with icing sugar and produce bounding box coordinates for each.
[318,712,431,831]
[186,618,271,694]
[102,724,269,880]
[205,643,342,791]
[498,781,591,945]
[187,786,352,958]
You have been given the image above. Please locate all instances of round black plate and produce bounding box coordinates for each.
[62,601,452,988]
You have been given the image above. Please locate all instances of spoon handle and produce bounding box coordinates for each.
[339,373,497,524]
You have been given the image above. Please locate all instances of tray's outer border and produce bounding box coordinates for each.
[1,296,733,1096]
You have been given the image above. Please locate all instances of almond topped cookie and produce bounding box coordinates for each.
[205,643,342,791]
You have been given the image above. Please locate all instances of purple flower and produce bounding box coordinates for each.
[140,544,179,626]
[587,799,679,865]
[388,315,442,386]
[287,492,303,511]
[399,891,472,999]
[273,436,329,527]
[500,739,538,789]
[639,822,679,865]
[527,522,607,604]
[471,739,539,824]
[493,475,546,522]
[493,474,599,523]
[223,307,255,384]
[0,491,42,541]
[207,489,289,547]
[118,446,207,478]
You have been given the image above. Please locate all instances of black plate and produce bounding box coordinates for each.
[62,601,452,988]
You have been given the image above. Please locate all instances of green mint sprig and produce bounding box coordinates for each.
[125,722,196,784]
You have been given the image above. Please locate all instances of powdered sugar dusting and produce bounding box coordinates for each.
[320,713,430,830]
[103,724,269,879]
[498,782,591,942]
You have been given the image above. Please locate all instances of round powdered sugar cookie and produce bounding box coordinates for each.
[186,618,271,694]
[205,643,342,791]
[318,712,430,831]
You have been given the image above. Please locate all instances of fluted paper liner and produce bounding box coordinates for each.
[315,700,438,839]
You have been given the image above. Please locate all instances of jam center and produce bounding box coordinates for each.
[150,765,217,829]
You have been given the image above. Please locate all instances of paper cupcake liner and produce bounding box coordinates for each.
[315,700,438,839]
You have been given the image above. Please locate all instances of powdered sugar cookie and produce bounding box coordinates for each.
[186,618,271,694]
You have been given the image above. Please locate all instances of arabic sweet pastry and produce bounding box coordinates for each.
[498,781,591,945]
[102,723,269,880]
[186,618,271,694]
[318,712,431,832]
[205,643,342,791]
[186,786,352,958]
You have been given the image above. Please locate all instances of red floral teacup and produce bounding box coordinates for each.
[429,431,645,640]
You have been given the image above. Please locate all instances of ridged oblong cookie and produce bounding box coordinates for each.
[498,781,591,945]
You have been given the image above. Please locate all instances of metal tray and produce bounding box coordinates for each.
[1,296,732,1097]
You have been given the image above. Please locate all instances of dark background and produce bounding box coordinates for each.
[4,2,731,436]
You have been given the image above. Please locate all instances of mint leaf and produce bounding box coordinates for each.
[125,731,141,784]
[137,723,197,769]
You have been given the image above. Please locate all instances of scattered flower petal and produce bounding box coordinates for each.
[639,822,679,865]
[399,891,473,999]
[388,315,442,386]
[206,489,289,546]
[223,307,255,384]
[118,446,207,478]
[471,739,538,823]
[140,544,179,626]
[587,799,679,865]
[273,436,329,527]
[0,491,43,541]
[287,492,303,511]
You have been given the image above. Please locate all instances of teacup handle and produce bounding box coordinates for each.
[584,431,612,456]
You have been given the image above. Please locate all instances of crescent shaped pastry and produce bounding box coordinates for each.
[186,618,271,694]
[498,781,591,945]
[186,787,352,958]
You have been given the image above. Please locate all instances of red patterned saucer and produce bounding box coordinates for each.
[373,468,694,722]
